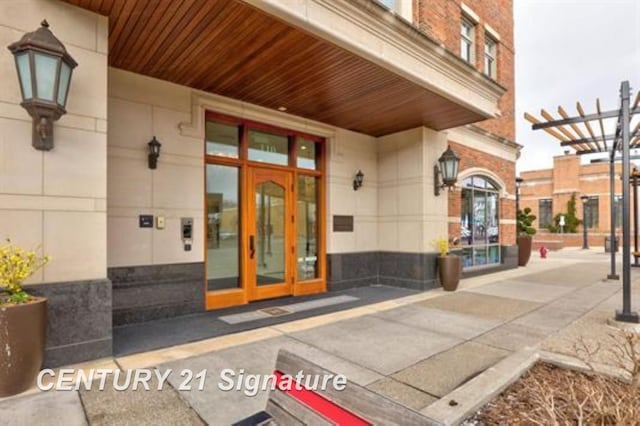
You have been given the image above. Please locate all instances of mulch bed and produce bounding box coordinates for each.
[465,362,640,425]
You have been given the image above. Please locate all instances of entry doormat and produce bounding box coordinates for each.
[218,295,359,324]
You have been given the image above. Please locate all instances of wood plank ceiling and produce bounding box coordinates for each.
[64,0,486,136]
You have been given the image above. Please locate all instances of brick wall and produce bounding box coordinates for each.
[448,141,516,246]
[533,231,620,250]
[413,0,515,141]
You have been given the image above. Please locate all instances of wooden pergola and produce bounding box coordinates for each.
[525,81,640,323]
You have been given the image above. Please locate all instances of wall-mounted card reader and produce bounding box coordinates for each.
[181,217,193,251]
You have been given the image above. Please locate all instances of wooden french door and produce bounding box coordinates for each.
[247,167,294,301]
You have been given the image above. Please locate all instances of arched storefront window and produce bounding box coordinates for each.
[460,176,500,268]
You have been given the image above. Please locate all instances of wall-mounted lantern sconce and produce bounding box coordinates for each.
[148,136,161,169]
[353,170,364,191]
[8,20,77,151]
[434,146,460,196]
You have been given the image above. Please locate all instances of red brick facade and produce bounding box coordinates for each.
[408,1,517,249]
[413,0,515,142]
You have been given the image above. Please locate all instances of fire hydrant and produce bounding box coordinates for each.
[540,246,548,259]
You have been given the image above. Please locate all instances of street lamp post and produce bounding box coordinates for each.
[580,194,589,249]
[515,177,523,214]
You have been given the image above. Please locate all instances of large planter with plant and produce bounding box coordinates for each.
[517,207,537,267]
[0,240,50,397]
[434,238,461,291]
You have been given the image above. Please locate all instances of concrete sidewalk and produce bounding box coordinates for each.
[1,248,636,426]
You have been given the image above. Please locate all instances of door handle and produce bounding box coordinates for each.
[249,235,255,259]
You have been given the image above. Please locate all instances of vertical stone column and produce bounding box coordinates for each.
[0,0,110,366]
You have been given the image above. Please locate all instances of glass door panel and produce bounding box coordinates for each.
[248,168,292,300]
[473,191,486,243]
[487,192,499,244]
[206,164,240,291]
[255,181,286,285]
[461,188,472,245]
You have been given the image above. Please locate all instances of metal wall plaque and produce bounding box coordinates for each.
[333,215,354,232]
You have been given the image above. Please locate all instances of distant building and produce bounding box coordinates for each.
[520,152,634,247]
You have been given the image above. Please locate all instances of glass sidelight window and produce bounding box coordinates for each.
[206,164,241,290]
[460,176,500,268]
[297,175,319,280]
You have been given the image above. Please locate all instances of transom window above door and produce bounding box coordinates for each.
[205,113,323,170]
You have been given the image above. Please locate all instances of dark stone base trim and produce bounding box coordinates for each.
[25,279,112,368]
[109,262,205,326]
[379,251,439,291]
[327,251,379,292]
[327,251,439,292]
[45,337,113,368]
[328,246,517,292]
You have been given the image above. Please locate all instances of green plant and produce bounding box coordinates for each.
[432,237,449,257]
[517,207,537,237]
[0,239,50,305]
[549,193,581,233]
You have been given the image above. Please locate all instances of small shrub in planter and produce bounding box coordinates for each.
[516,207,537,266]
[0,239,51,397]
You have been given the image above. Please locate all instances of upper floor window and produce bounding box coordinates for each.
[460,17,475,63]
[538,199,552,229]
[484,35,497,78]
[379,0,397,10]
[377,0,411,20]
[584,196,599,229]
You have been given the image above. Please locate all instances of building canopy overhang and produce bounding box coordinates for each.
[64,0,505,136]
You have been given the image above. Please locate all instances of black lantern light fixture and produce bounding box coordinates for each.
[148,136,162,169]
[353,170,364,191]
[8,20,78,151]
[434,146,460,196]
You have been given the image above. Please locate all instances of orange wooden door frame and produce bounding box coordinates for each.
[246,167,294,301]
[204,112,327,310]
